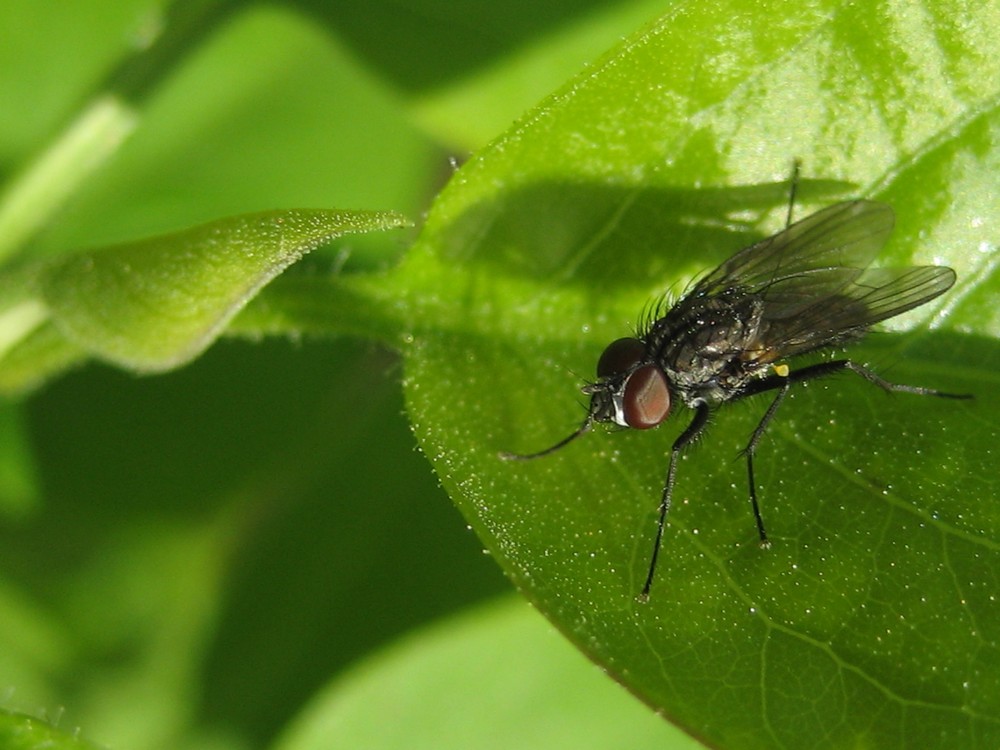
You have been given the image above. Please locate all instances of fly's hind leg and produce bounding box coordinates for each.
[736,358,971,548]
[742,381,792,548]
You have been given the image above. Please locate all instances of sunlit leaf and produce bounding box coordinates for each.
[385,2,1000,747]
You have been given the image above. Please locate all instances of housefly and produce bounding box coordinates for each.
[501,197,970,600]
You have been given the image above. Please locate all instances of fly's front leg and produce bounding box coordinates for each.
[641,402,711,600]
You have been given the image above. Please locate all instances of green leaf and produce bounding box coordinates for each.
[274,596,702,750]
[0,401,39,518]
[402,0,671,148]
[0,709,104,750]
[35,209,409,373]
[387,2,1000,748]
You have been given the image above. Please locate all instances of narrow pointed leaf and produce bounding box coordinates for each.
[40,209,410,372]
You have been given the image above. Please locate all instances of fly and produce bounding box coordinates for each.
[501,192,971,600]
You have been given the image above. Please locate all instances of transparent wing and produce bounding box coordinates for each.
[694,200,895,301]
[754,265,956,359]
[684,200,955,359]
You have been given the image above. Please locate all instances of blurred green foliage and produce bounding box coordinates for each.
[0,2,997,749]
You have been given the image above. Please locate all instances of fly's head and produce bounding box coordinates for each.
[584,337,672,430]
[499,336,674,462]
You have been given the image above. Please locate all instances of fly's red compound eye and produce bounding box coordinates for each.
[596,337,646,378]
[622,364,671,429]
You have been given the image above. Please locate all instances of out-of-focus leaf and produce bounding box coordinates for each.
[0,402,38,518]
[0,709,104,750]
[36,209,409,373]
[274,596,702,750]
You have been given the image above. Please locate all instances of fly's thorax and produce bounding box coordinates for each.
[655,291,766,406]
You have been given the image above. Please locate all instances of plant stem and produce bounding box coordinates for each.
[0,0,239,262]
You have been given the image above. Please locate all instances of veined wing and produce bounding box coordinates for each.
[752,264,956,359]
[685,199,954,358]
[693,201,895,302]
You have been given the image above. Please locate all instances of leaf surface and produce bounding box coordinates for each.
[10,209,408,377]
[386,2,1000,747]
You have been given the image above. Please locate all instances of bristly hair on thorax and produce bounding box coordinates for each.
[636,290,677,340]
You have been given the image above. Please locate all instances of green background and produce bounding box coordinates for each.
[0,2,690,749]
[0,1,996,749]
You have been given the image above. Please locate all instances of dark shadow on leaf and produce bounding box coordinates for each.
[284,0,622,92]
[440,175,857,294]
